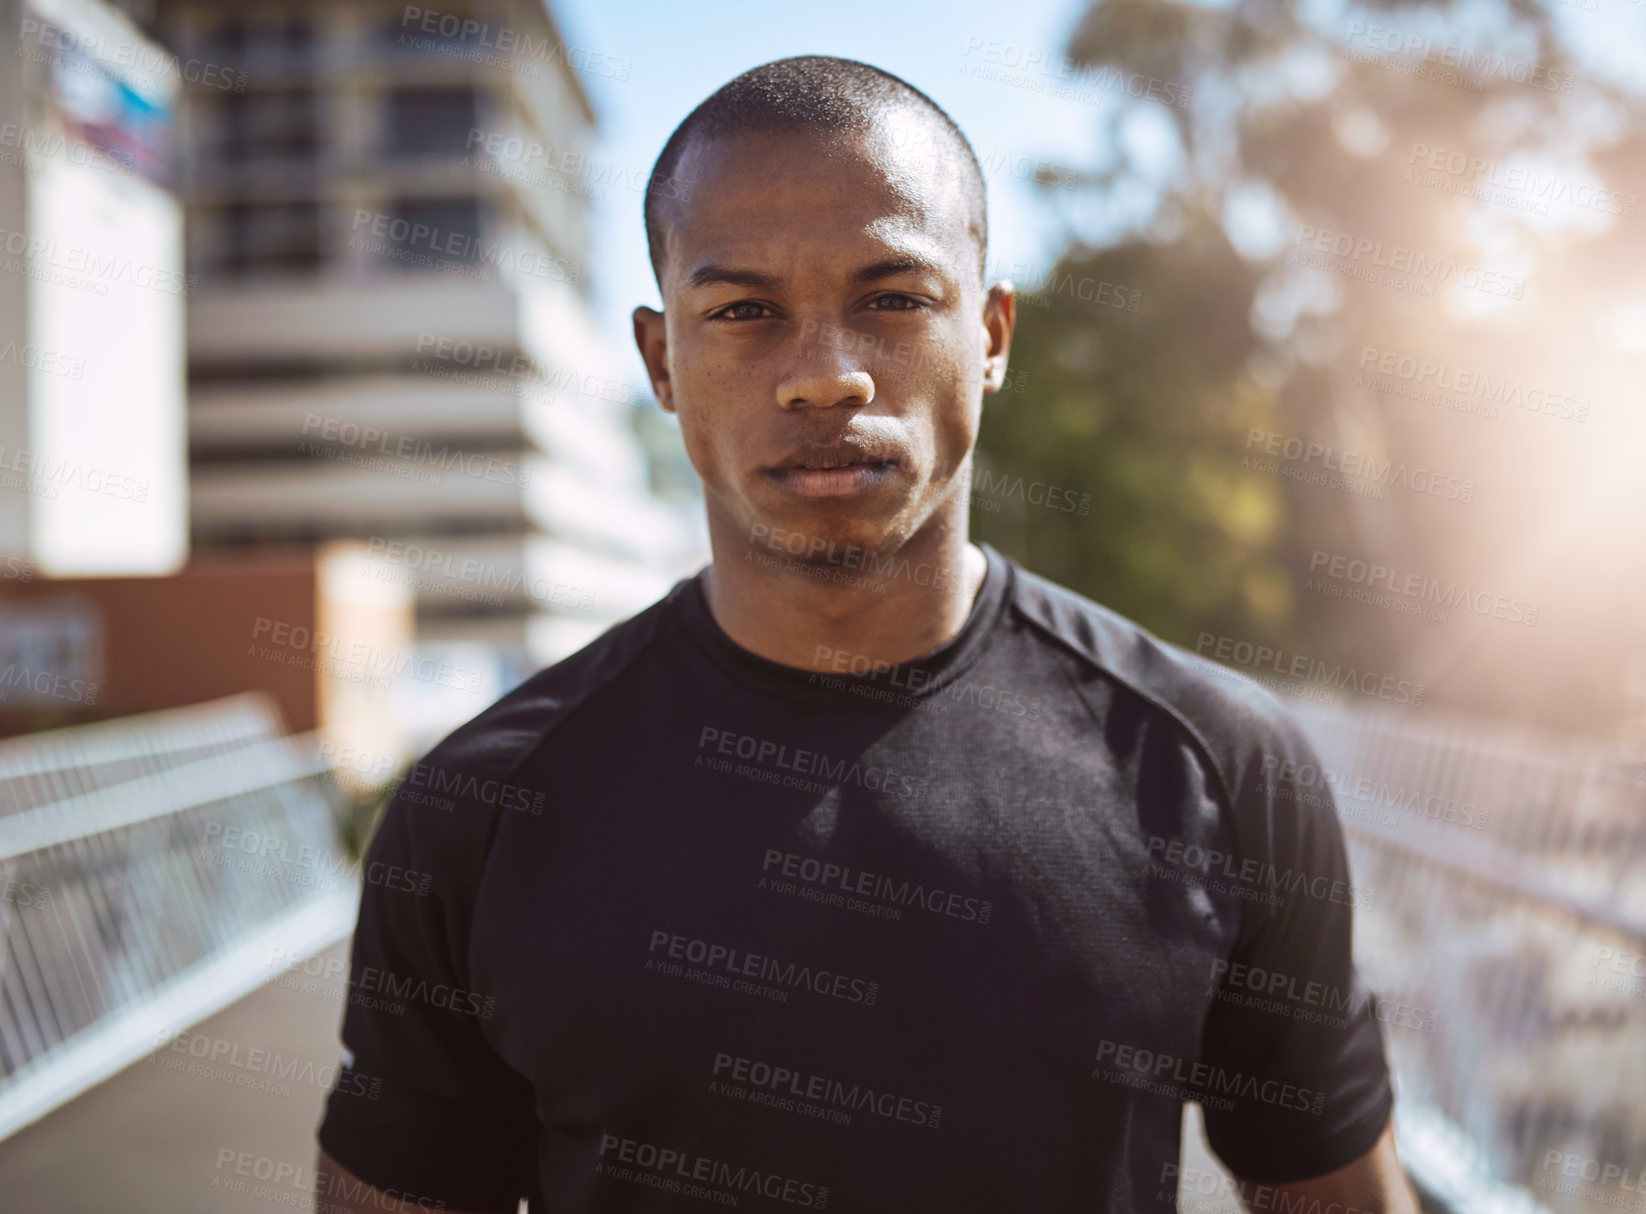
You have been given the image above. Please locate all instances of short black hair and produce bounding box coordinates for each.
[642,55,987,288]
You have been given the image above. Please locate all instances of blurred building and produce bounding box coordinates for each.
[0,542,420,774]
[139,0,701,744]
[0,0,188,577]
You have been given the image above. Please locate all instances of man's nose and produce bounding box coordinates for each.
[775,328,876,410]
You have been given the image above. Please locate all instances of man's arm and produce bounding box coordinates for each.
[1237,1120,1421,1214]
[314,1148,514,1214]
[1194,708,1400,1182]
[313,746,539,1210]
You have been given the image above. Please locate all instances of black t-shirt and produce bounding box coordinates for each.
[318,543,1392,1213]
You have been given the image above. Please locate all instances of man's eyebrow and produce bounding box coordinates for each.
[686,264,783,291]
[684,255,947,291]
[850,255,945,284]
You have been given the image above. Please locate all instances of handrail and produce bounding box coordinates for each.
[1341,814,1646,944]
[0,733,329,861]
[0,700,358,1141]
[0,693,283,781]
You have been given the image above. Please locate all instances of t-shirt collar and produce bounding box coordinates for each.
[669,541,1014,711]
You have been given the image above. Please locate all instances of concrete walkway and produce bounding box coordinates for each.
[0,939,350,1213]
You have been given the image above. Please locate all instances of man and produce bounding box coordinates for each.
[316,56,1417,1214]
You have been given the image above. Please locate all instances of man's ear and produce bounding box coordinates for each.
[632,305,675,413]
[981,280,1016,394]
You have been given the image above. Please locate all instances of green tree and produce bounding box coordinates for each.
[976,0,1645,733]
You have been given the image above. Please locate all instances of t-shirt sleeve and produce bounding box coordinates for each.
[1195,716,1394,1183]
[317,772,538,1211]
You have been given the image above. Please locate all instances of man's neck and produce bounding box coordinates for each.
[702,518,989,674]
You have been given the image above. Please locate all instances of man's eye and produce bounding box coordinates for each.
[869,294,924,311]
[713,301,773,321]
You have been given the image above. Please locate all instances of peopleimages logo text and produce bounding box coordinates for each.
[1307,550,1539,625]
[1407,144,1637,218]
[19,17,247,91]
[1261,755,1489,830]
[1244,428,1474,503]
[1145,835,1374,909]
[1357,346,1589,422]
[961,37,1193,108]
[1093,1039,1327,1114]
[712,1052,943,1129]
[597,1134,827,1208]
[1341,21,1576,94]
[647,929,879,1006]
[697,726,930,801]
[400,6,631,79]
[1208,960,1439,1035]
[748,524,970,591]
[1292,226,1525,299]
[0,228,197,296]
[399,759,545,815]
[1194,633,1426,706]
[761,848,993,923]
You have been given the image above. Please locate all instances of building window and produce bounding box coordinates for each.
[217,202,322,279]
[198,13,314,66]
[384,86,481,158]
[215,15,246,55]
[360,197,487,273]
[218,88,319,162]
[280,15,314,52]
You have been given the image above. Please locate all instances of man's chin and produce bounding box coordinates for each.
[745,510,901,571]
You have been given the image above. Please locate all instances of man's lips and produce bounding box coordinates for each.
[763,450,899,498]
[767,443,899,473]
[784,457,892,470]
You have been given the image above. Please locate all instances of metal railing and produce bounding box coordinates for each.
[1291,702,1646,1214]
[0,694,360,1140]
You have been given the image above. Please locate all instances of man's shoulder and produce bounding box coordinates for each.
[1007,561,1316,805]
[422,587,681,782]
[366,585,686,879]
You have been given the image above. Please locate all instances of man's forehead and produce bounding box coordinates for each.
[680,229,954,293]
[659,120,980,288]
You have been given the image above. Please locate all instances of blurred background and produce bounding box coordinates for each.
[0,0,1641,1209]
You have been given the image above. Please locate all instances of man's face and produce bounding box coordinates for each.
[635,116,1013,566]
